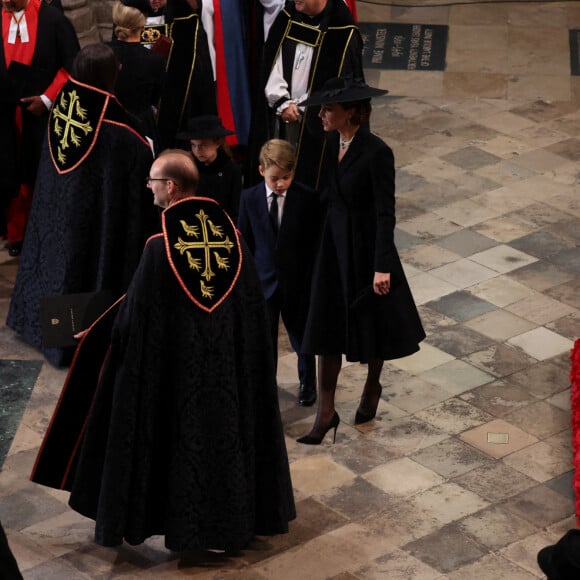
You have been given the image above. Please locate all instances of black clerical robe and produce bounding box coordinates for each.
[31,197,296,551]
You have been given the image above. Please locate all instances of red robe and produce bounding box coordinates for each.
[1,0,78,242]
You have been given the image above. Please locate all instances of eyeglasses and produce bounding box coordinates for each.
[146,177,170,186]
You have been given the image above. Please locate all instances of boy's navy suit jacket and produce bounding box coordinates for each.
[238,180,320,334]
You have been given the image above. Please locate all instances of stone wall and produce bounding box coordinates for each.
[62,0,114,46]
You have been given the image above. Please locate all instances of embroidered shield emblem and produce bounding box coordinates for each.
[163,197,242,312]
[49,80,108,174]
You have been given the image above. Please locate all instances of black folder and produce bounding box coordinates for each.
[40,291,113,348]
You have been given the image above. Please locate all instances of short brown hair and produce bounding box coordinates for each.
[259,139,296,172]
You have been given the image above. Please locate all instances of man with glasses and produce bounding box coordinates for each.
[32,149,296,553]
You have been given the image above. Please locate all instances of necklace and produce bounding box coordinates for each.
[339,136,354,149]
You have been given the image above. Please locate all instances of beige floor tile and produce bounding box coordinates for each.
[407,272,458,305]
[510,148,570,172]
[429,258,499,288]
[400,244,463,271]
[409,483,490,526]
[415,398,493,435]
[390,343,455,374]
[386,375,452,414]
[252,523,395,580]
[446,553,539,579]
[465,310,537,341]
[504,401,571,440]
[503,441,573,483]
[499,530,563,577]
[354,547,444,580]
[459,418,538,459]
[507,327,573,360]
[473,216,537,243]
[290,456,357,495]
[363,458,444,497]
[505,293,576,325]
[467,275,535,307]
[469,244,537,274]
[433,199,504,228]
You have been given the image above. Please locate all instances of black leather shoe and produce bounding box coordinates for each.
[298,383,316,406]
[8,242,22,257]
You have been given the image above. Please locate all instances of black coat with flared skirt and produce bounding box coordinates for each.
[302,127,425,363]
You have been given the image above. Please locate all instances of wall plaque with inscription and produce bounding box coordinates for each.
[359,23,448,71]
[570,30,580,75]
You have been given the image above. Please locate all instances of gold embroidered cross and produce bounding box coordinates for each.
[52,90,93,165]
[174,209,234,284]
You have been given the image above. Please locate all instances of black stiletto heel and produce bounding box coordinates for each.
[354,384,383,425]
[296,412,340,445]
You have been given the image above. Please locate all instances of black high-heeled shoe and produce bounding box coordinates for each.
[354,384,383,425]
[296,412,340,445]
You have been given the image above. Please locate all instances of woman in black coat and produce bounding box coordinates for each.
[297,78,425,445]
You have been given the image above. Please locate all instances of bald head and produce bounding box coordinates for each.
[147,149,200,208]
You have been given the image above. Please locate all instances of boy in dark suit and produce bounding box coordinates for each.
[238,139,320,406]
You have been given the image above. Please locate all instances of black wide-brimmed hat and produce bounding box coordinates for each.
[537,530,580,579]
[176,115,235,140]
[299,77,388,107]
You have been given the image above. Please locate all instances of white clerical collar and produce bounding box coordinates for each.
[8,7,30,45]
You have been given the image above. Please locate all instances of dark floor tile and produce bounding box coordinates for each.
[545,277,580,309]
[509,231,576,260]
[410,438,492,479]
[509,100,573,122]
[435,229,497,258]
[464,344,537,378]
[332,437,398,474]
[0,487,70,530]
[425,291,496,323]
[460,379,536,417]
[394,228,423,251]
[507,260,575,291]
[501,484,575,527]
[244,498,348,565]
[402,523,486,573]
[545,137,580,161]
[458,504,538,550]
[317,476,392,522]
[507,203,573,228]
[24,558,93,580]
[0,359,43,468]
[396,170,430,194]
[425,325,496,358]
[549,247,580,274]
[545,470,575,500]
[442,146,502,170]
[453,462,537,502]
[508,361,569,399]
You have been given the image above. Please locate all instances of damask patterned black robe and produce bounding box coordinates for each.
[6,79,158,367]
[32,198,296,551]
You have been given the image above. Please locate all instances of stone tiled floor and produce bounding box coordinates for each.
[2,2,580,578]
